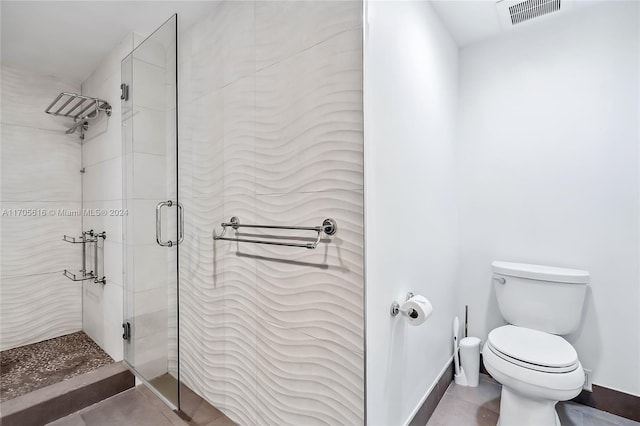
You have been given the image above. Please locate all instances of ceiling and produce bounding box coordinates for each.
[1,1,215,85]
[1,0,605,84]
[430,1,505,47]
[430,0,598,47]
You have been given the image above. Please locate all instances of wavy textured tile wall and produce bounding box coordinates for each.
[0,272,82,350]
[177,2,364,424]
[1,126,81,202]
[0,202,82,279]
[254,1,362,71]
[0,66,82,351]
[1,65,79,132]
[254,191,364,352]
[254,29,364,195]
[252,191,364,425]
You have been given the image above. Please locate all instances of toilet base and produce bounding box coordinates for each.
[496,387,561,426]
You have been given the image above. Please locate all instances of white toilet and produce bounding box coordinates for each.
[482,261,589,426]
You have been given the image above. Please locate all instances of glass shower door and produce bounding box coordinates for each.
[122,15,180,409]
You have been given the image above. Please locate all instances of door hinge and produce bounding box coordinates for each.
[122,322,131,341]
[120,83,129,101]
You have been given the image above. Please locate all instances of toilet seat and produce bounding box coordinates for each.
[483,328,586,426]
[487,325,579,373]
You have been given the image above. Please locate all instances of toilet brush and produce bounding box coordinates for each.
[453,316,468,386]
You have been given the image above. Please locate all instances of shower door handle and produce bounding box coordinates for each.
[156,201,173,247]
[156,200,183,247]
[177,202,184,245]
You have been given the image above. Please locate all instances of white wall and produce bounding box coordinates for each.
[80,35,135,361]
[364,2,460,424]
[0,66,83,350]
[457,2,640,396]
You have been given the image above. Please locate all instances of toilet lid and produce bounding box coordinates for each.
[488,326,578,371]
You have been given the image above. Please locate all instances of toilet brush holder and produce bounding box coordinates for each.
[459,337,481,387]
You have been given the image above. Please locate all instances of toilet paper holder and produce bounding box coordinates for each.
[390,292,418,318]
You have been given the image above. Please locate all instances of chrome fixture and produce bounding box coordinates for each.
[494,276,506,284]
[213,216,338,249]
[390,292,418,317]
[120,83,129,101]
[45,92,112,134]
[62,230,106,284]
[155,200,184,247]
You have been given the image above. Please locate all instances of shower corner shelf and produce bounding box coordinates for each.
[62,230,107,285]
[46,92,112,135]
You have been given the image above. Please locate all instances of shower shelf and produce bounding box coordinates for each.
[62,230,107,285]
[63,269,98,282]
[45,92,112,134]
[63,234,98,244]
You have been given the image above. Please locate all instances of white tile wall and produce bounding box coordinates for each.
[124,25,177,384]
[0,66,83,350]
[254,29,363,195]
[178,2,364,424]
[0,272,82,350]
[82,158,123,202]
[1,66,79,132]
[0,201,82,279]
[254,0,362,71]
[81,71,123,167]
[1,125,81,201]
[80,34,135,361]
[126,108,166,156]
[129,153,168,200]
[131,59,167,111]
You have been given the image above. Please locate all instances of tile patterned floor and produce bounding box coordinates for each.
[47,385,236,426]
[0,331,113,402]
[427,374,640,426]
[40,371,640,426]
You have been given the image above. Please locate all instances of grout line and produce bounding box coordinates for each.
[1,200,82,204]
[254,188,364,196]
[1,270,64,280]
[254,27,363,74]
[0,121,82,135]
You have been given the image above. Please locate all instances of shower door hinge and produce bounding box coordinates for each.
[122,322,131,341]
[120,84,129,101]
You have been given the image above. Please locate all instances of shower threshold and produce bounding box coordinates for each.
[148,374,236,424]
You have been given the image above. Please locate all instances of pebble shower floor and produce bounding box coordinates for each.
[0,331,113,401]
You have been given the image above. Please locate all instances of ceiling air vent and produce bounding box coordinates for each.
[497,0,573,27]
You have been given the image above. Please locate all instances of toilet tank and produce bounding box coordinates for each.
[492,261,589,335]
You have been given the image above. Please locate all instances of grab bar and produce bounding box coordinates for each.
[213,217,337,250]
